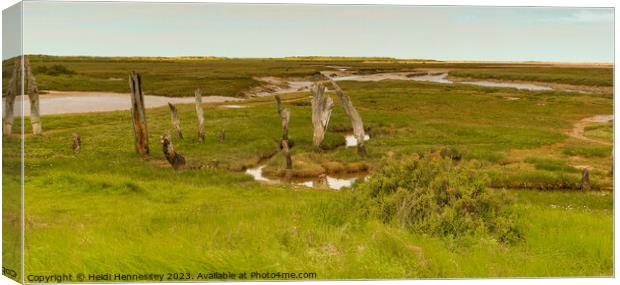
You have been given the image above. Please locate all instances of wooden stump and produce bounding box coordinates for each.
[167,102,183,139]
[280,108,293,170]
[194,89,205,142]
[581,168,591,191]
[317,174,328,187]
[3,57,20,136]
[128,72,149,155]
[24,56,42,135]
[72,133,81,154]
[330,80,367,157]
[160,134,186,169]
[219,129,225,143]
[310,82,334,147]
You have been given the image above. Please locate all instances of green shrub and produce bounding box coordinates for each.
[34,64,76,76]
[356,152,522,244]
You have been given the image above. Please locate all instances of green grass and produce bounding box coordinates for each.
[450,67,613,86]
[2,126,22,282]
[584,121,613,141]
[524,157,580,173]
[563,146,612,158]
[1,57,614,279]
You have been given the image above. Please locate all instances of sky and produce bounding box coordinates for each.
[3,1,615,62]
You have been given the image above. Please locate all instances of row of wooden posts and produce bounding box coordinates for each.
[0,61,594,191]
[126,71,367,172]
[128,72,205,168]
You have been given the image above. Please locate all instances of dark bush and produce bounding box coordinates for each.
[356,152,522,244]
[34,64,76,76]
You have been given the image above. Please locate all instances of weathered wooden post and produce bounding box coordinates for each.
[167,102,183,139]
[24,56,42,135]
[3,57,20,136]
[219,129,225,143]
[194,88,205,142]
[317,174,328,187]
[275,95,283,115]
[330,80,367,157]
[280,108,293,171]
[310,82,334,147]
[72,133,81,154]
[160,134,186,169]
[129,72,149,155]
[3,56,42,136]
[274,95,292,170]
[581,168,591,191]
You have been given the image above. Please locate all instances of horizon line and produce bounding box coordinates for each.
[13,54,615,65]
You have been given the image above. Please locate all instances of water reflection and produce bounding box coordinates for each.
[345,134,370,147]
[245,164,367,190]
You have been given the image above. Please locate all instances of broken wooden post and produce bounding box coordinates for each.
[330,80,367,157]
[72,133,81,154]
[194,88,205,142]
[318,174,328,187]
[167,102,183,139]
[128,72,149,155]
[24,56,41,135]
[310,82,334,147]
[275,95,283,115]
[581,168,591,191]
[280,108,293,171]
[219,129,225,143]
[160,134,186,169]
[3,57,20,136]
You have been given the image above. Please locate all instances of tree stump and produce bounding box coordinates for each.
[128,72,149,155]
[160,134,186,169]
[581,168,591,191]
[72,133,81,154]
[194,89,205,142]
[280,108,293,170]
[167,102,183,139]
[24,56,42,135]
[311,82,334,147]
[3,57,20,136]
[330,80,367,157]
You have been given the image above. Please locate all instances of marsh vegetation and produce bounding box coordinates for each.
[2,56,613,278]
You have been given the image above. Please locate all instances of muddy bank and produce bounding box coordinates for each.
[245,163,369,190]
[6,91,241,116]
[241,77,314,97]
[324,71,555,91]
[447,75,611,94]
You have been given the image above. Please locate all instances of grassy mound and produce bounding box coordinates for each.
[355,152,522,244]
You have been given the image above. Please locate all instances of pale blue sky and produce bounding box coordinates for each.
[7,1,616,62]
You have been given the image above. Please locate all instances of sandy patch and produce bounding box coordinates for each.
[566,115,613,145]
